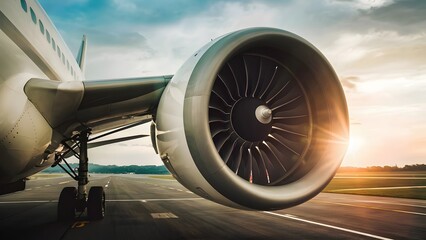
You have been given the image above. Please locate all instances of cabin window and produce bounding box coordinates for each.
[30,8,36,24]
[71,67,74,76]
[57,46,61,58]
[39,20,44,34]
[46,30,51,43]
[67,60,70,70]
[52,38,56,50]
[62,53,65,64]
[20,0,28,12]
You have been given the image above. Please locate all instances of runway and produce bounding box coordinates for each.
[0,174,424,240]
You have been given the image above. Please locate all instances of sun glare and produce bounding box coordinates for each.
[347,135,364,155]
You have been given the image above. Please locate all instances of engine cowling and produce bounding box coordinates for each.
[156,27,349,210]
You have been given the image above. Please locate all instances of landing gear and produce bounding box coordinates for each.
[54,129,105,221]
[58,187,77,221]
[53,122,149,221]
[87,186,105,220]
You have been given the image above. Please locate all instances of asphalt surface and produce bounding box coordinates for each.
[0,174,424,240]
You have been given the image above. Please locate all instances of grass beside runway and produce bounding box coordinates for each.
[27,173,67,180]
[323,171,426,200]
[149,172,426,200]
[148,175,176,180]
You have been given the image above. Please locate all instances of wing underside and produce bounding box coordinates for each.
[24,75,172,137]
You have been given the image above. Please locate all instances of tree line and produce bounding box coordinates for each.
[42,163,426,174]
[42,163,170,174]
[339,164,426,172]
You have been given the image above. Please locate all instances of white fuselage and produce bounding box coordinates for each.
[0,0,82,183]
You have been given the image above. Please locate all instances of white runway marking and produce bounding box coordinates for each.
[334,177,426,180]
[263,211,393,240]
[107,198,203,202]
[355,200,426,209]
[58,181,70,185]
[151,212,178,219]
[186,191,194,194]
[394,210,426,216]
[105,178,111,188]
[313,200,426,216]
[0,200,57,204]
[0,198,202,204]
[331,186,426,191]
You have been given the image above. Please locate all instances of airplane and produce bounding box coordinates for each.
[0,0,349,221]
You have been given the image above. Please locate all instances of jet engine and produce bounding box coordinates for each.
[155,27,348,210]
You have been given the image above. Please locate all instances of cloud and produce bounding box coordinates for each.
[340,76,361,90]
[83,1,302,79]
[359,0,426,34]
[324,30,426,80]
[89,31,148,48]
[38,0,426,166]
[329,0,394,9]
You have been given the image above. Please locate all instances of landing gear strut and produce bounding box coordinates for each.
[55,129,105,221]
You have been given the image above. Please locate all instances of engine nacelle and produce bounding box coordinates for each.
[156,27,348,210]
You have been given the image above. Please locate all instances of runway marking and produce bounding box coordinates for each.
[58,181,71,185]
[313,200,426,216]
[176,189,183,192]
[151,212,178,219]
[106,198,203,202]
[35,187,41,189]
[26,188,32,191]
[330,186,426,191]
[72,221,90,228]
[392,210,426,216]
[0,200,57,204]
[334,177,426,180]
[263,211,393,240]
[44,185,50,187]
[105,178,111,188]
[355,200,426,209]
[186,191,194,194]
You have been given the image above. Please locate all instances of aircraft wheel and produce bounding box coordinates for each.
[87,186,105,220]
[58,187,77,221]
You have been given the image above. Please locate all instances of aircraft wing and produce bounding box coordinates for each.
[24,75,172,137]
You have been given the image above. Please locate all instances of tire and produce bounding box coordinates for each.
[58,187,77,221]
[87,186,105,220]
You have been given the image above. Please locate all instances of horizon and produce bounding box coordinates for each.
[44,162,426,168]
[38,0,426,167]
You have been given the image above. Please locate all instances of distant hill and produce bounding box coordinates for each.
[42,163,170,174]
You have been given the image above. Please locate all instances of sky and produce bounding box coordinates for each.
[38,0,426,167]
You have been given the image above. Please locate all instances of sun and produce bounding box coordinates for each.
[347,135,364,155]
